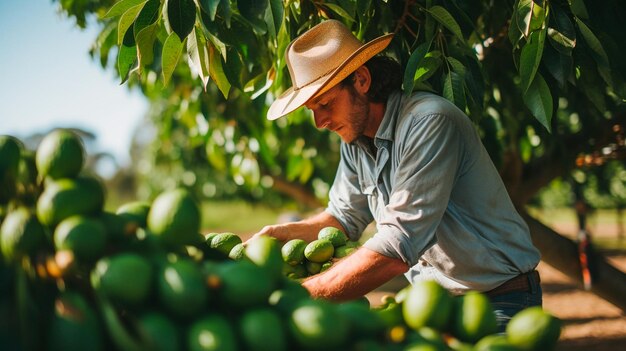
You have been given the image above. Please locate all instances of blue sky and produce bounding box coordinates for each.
[0,1,148,169]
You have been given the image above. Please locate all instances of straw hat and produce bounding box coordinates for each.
[267,20,393,120]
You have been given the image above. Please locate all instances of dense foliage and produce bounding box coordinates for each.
[54,0,625,208]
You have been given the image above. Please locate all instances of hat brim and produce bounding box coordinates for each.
[267,33,394,121]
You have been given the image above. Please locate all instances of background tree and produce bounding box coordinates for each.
[53,0,626,308]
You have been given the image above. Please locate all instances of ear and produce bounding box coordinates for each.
[353,65,371,94]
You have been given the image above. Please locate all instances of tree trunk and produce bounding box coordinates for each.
[271,176,323,209]
[522,211,626,311]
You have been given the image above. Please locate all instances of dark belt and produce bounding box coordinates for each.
[485,270,540,298]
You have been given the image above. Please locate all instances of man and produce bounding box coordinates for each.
[255,20,542,327]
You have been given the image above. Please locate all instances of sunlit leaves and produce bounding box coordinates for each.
[187,27,211,90]
[166,0,197,40]
[103,0,146,19]
[208,41,231,98]
[118,30,138,84]
[162,32,185,85]
[117,1,146,45]
[403,41,432,94]
[133,0,160,36]
[523,73,553,132]
[136,23,159,66]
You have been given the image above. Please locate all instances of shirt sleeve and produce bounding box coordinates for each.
[363,113,463,266]
[325,143,374,241]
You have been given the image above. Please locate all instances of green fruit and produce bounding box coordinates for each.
[289,299,349,350]
[281,239,307,266]
[137,312,181,351]
[36,129,84,180]
[228,242,246,260]
[47,291,103,351]
[284,262,307,279]
[147,188,200,248]
[320,261,333,272]
[374,301,403,328]
[305,261,322,275]
[334,245,356,258]
[245,236,283,279]
[187,314,238,351]
[218,260,275,309]
[116,201,151,228]
[0,207,47,261]
[402,280,453,331]
[157,259,209,318]
[209,232,241,255]
[268,280,310,314]
[91,253,153,307]
[239,308,287,351]
[0,135,22,204]
[317,227,347,247]
[474,334,521,351]
[337,301,386,337]
[304,239,334,263]
[187,315,237,351]
[451,291,497,343]
[506,306,561,351]
[37,176,105,228]
[54,216,107,262]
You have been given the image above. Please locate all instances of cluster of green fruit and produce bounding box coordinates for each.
[373,280,561,351]
[280,227,359,279]
[0,130,562,351]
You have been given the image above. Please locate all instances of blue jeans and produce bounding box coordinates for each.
[488,273,543,333]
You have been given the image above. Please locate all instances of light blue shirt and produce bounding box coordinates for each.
[326,91,541,294]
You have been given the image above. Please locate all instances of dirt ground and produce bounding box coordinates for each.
[539,257,626,351]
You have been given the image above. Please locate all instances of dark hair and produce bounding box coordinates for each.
[340,55,402,103]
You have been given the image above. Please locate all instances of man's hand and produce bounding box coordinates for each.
[248,211,346,243]
[302,247,409,301]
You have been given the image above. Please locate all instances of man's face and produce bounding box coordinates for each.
[305,83,370,144]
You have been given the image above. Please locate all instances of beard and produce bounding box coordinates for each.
[343,87,370,144]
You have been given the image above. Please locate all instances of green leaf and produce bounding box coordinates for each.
[136,22,158,66]
[199,0,220,20]
[323,3,356,23]
[543,44,572,88]
[356,0,372,21]
[187,27,211,90]
[446,56,466,77]
[519,28,546,93]
[414,51,442,82]
[576,18,612,86]
[238,0,268,27]
[162,32,184,85]
[523,73,553,132]
[514,0,533,39]
[209,41,231,98]
[569,0,589,19]
[133,0,160,36]
[103,0,147,19]
[547,5,576,55]
[426,5,464,42]
[264,0,284,42]
[117,2,146,46]
[166,0,197,40]
[442,71,466,110]
[117,41,138,84]
[403,40,432,94]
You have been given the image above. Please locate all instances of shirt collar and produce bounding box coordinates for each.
[374,90,403,142]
